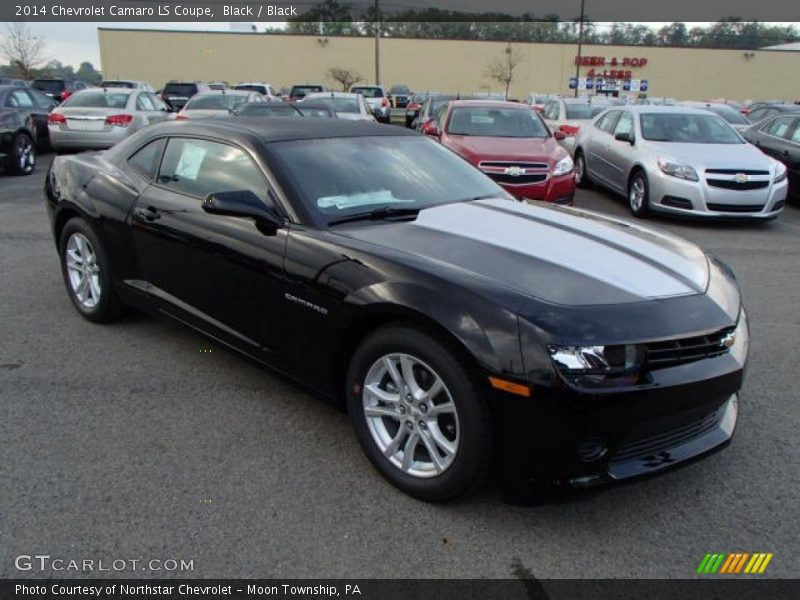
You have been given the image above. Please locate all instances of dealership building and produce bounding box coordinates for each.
[98,27,800,101]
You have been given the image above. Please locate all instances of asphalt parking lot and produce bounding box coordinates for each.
[1,153,798,580]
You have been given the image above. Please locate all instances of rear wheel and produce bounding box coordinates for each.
[574,150,591,189]
[10,133,35,175]
[59,218,126,322]
[346,325,491,502]
[628,170,650,218]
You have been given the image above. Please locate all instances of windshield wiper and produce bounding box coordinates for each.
[328,206,422,226]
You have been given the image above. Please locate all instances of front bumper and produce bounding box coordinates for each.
[500,172,576,204]
[490,354,743,500]
[648,168,788,219]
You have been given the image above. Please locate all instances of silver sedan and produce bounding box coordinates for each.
[573,105,788,219]
[48,88,172,151]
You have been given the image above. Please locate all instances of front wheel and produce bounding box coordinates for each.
[346,326,491,502]
[574,150,591,189]
[628,170,650,218]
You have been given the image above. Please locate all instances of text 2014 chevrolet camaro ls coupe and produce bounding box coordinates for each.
[45,119,748,502]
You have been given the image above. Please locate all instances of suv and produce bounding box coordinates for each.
[31,79,89,103]
[388,84,412,108]
[234,82,278,98]
[288,84,324,102]
[160,81,212,111]
[350,85,391,123]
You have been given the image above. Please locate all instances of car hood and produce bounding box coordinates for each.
[444,135,565,165]
[333,197,712,307]
[645,141,776,170]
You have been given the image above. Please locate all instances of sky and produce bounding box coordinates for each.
[8,22,799,70]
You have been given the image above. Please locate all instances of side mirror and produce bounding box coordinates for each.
[202,190,283,231]
[422,122,441,137]
[553,130,566,141]
[615,131,634,144]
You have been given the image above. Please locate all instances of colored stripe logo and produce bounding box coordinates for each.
[697,553,773,574]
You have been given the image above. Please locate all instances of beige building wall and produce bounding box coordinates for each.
[98,28,800,102]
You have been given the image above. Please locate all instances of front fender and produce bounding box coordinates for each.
[344,280,524,378]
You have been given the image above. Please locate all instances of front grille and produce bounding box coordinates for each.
[707,203,766,213]
[612,406,722,463]
[705,168,769,175]
[487,172,548,185]
[707,179,769,191]
[644,327,733,369]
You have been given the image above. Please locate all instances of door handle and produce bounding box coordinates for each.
[134,206,161,222]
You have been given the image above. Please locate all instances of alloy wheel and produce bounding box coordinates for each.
[65,232,102,309]
[629,177,646,212]
[15,135,35,173]
[362,353,459,478]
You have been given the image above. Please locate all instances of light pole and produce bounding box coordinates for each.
[574,0,586,98]
[374,0,380,85]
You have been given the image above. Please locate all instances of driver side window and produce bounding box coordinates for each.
[614,112,634,136]
[157,138,273,206]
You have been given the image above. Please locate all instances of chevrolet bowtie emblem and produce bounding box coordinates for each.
[504,166,526,176]
[734,173,749,183]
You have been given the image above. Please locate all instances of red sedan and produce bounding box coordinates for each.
[425,101,576,204]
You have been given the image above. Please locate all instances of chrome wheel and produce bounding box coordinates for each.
[574,155,584,184]
[14,135,35,174]
[362,353,459,478]
[629,176,646,212]
[65,232,101,309]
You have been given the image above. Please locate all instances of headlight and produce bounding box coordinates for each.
[657,158,699,182]
[722,308,749,365]
[774,162,787,184]
[553,155,574,177]
[549,344,644,388]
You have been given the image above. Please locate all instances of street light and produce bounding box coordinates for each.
[574,0,586,98]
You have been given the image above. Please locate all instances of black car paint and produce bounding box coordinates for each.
[45,119,745,496]
[0,84,57,149]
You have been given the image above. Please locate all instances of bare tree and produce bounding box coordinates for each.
[485,44,525,100]
[327,66,362,92]
[1,23,45,79]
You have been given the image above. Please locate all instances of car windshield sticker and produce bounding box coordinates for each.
[317,191,416,210]
[175,144,207,180]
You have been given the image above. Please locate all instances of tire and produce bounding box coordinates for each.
[574,150,591,189]
[627,169,650,218]
[346,325,492,502]
[59,217,126,323]
[9,133,35,176]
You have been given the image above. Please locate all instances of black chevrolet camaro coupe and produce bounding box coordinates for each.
[45,119,748,502]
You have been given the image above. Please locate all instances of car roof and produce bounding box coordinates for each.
[305,92,359,99]
[72,87,133,94]
[619,105,722,116]
[139,118,417,145]
[190,90,254,97]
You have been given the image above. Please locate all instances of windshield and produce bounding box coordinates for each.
[565,104,607,119]
[291,86,322,97]
[101,81,135,89]
[163,84,197,97]
[62,90,131,108]
[640,113,743,144]
[703,106,749,125]
[33,80,65,93]
[268,136,505,223]
[236,104,301,117]
[447,107,549,138]
[351,87,384,98]
[308,97,359,113]
[185,94,249,110]
[235,84,267,95]
[298,106,334,118]
[390,86,411,95]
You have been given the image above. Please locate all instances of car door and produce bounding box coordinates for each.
[129,136,290,357]
[5,88,48,146]
[585,110,620,186]
[604,111,636,192]
[752,116,794,162]
[784,119,800,195]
